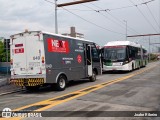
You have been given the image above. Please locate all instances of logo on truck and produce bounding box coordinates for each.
[77,55,82,63]
[48,38,69,53]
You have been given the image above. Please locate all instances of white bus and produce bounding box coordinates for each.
[101,41,148,71]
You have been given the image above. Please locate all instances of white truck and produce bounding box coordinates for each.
[10,31,102,91]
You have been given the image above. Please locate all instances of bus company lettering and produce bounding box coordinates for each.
[15,48,24,54]
[48,38,69,53]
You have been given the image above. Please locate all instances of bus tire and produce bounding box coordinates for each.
[89,70,96,82]
[25,86,40,92]
[144,61,146,67]
[55,75,67,91]
[131,64,134,71]
[138,62,140,69]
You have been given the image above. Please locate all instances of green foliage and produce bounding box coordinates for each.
[150,53,158,61]
[0,41,10,62]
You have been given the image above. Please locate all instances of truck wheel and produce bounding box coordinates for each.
[55,75,67,91]
[89,70,96,82]
[25,86,39,92]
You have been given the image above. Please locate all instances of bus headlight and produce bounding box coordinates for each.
[122,61,129,65]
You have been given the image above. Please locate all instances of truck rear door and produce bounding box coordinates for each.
[11,35,26,75]
[10,31,45,76]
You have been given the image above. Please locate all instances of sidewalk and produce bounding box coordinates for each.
[0,78,8,86]
[0,74,22,94]
[0,73,10,87]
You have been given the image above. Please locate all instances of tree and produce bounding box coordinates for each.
[0,41,10,62]
[150,53,158,61]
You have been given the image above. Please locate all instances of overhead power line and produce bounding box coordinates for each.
[78,3,128,32]
[141,0,160,29]
[61,7,125,35]
[89,2,141,34]
[129,0,159,33]
[44,0,55,4]
[72,1,138,36]
[44,0,125,35]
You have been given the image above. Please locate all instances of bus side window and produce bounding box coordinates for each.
[129,46,138,60]
[143,49,148,59]
[129,46,134,59]
[135,47,141,59]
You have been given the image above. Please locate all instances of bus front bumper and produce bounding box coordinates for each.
[103,64,131,71]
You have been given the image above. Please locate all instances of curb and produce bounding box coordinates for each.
[0,78,10,87]
[0,89,25,96]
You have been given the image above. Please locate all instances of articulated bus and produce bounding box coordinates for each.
[101,41,148,71]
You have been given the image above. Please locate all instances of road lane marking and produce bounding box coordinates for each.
[1,64,157,120]
[15,66,156,111]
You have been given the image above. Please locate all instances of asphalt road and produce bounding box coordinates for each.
[0,61,160,120]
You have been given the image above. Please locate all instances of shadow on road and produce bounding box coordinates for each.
[103,70,130,74]
[20,79,90,94]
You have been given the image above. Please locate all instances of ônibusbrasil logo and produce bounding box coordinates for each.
[2,108,12,118]
[1,107,42,118]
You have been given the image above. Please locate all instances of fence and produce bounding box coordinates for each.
[0,62,10,73]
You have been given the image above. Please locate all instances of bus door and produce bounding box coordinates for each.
[86,45,93,76]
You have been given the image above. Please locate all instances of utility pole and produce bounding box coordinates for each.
[124,20,127,40]
[149,36,151,61]
[55,0,58,34]
[4,39,9,75]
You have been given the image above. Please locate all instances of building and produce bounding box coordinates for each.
[62,27,84,39]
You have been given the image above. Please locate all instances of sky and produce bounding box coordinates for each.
[0,0,160,52]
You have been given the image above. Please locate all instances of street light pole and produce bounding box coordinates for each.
[5,39,8,75]
[55,0,58,34]
[149,36,151,62]
[124,20,127,40]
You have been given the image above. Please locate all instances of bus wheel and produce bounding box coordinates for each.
[138,62,140,69]
[89,70,96,82]
[25,86,40,92]
[131,64,134,71]
[144,61,146,67]
[55,75,67,91]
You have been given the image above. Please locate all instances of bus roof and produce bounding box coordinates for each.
[104,41,142,48]
[43,31,94,43]
[11,31,94,43]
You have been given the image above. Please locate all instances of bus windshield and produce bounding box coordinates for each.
[104,46,126,61]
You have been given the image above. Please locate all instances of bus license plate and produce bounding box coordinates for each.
[112,68,116,70]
